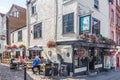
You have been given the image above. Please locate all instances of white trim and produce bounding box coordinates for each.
[74,67,87,73]
[95,64,102,68]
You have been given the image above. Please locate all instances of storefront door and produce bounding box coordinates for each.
[89,48,95,70]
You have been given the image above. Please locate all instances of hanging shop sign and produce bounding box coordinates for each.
[79,15,91,34]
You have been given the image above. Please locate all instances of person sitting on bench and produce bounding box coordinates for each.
[10,57,17,67]
[32,56,41,74]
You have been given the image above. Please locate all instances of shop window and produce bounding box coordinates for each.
[31,0,37,15]
[74,48,87,68]
[34,23,42,39]
[94,49,102,64]
[92,18,100,35]
[18,30,22,42]
[94,0,99,9]
[63,13,74,34]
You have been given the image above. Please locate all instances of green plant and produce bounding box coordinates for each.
[85,56,92,62]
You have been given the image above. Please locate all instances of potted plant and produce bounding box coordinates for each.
[19,44,26,49]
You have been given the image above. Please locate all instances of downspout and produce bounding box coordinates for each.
[26,1,30,48]
[55,0,58,41]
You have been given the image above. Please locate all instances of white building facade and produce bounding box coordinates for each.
[27,0,112,75]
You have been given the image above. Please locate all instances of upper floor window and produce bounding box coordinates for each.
[118,0,120,6]
[12,11,19,18]
[63,13,74,34]
[12,33,14,43]
[34,23,42,39]
[111,10,114,23]
[94,0,99,9]
[92,18,100,35]
[18,30,22,42]
[109,0,113,4]
[31,1,37,15]
[117,17,120,27]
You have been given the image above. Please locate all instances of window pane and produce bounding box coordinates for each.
[34,23,42,38]
[63,13,74,34]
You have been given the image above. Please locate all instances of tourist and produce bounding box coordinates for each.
[32,56,41,74]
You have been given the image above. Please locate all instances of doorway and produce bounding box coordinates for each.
[89,48,95,70]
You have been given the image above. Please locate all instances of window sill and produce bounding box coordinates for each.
[33,37,42,40]
[62,32,75,36]
[18,40,23,42]
[63,0,76,5]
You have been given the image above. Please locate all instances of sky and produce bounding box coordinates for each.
[0,0,26,14]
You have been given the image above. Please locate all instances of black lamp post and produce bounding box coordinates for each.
[24,63,27,80]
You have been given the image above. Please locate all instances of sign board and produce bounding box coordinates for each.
[79,15,91,34]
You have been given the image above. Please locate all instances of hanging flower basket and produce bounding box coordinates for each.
[79,34,86,40]
[11,45,18,49]
[6,46,12,50]
[47,40,56,48]
[19,44,26,49]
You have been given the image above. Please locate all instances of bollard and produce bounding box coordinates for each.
[24,63,27,80]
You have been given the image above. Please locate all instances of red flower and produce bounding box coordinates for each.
[6,46,12,50]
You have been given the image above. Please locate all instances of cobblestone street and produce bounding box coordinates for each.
[0,63,33,80]
[1,63,120,80]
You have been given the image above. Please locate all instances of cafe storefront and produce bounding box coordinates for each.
[57,40,115,76]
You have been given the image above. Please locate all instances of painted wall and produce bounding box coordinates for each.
[10,26,28,50]
[0,15,2,53]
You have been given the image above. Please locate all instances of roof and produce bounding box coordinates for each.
[0,13,5,17]
[7,4,26,14]
[10,25,27,33]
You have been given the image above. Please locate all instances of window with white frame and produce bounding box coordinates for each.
[94,0,99,9]
[12,11,19,18]
[18,30,22,42]
[31,1,37,15]
[12,33,14,43]
[118,0,120,6]
[111,9,114,23]
[34,23,42,39]
[63,13,74,34]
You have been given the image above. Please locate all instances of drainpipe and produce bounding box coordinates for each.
[26,1,30,48]
[55,0,58,41]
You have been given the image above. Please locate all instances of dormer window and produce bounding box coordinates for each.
[12,11,19,18]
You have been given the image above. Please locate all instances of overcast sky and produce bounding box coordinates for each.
[0,0,26,14]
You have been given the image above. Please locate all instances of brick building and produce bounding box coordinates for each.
[6,4,26,45]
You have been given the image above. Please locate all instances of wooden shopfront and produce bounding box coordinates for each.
[57,40,115,76]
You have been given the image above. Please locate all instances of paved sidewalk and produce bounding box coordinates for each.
[1,63,120,80]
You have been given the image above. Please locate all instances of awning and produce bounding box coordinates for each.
[28,46,43,51]
[14,48,22,52]
[6,49,12,52]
